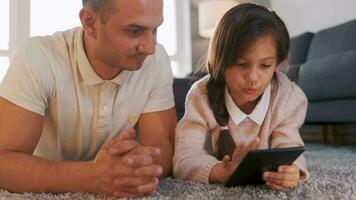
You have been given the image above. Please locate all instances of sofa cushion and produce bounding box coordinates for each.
[297,50,356,101]
[290,32,314,65]
[173,78,193,120]
[306,99,356,123]
[307,19,356,60]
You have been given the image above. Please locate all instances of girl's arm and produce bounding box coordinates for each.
[266,82,310,189]
[173,85,221,183]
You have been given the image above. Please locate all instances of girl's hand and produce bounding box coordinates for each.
[263,164,300,190]
[209,137,260,183]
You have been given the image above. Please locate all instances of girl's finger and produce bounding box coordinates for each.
[266,178,298,189]
[263,171,299,182]
[266,181,285,190]
[222,155,230,163]
[278,165,299,173]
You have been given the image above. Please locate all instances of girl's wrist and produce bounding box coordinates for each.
[209,162,230,184]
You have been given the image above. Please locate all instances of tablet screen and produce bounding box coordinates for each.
[225,146,305,187]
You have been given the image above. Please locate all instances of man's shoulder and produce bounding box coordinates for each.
[13,27,82,80]
[27,27,81,51]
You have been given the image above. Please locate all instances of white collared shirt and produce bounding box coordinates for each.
[0,27,175,161]
[225,84,271,126]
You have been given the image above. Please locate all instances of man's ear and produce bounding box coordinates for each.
[79,8,98,38]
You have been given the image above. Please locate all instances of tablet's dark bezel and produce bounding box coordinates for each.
[225,146,305,187]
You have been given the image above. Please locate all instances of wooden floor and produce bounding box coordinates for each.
[300,124,356,145]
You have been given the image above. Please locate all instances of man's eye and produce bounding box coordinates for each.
[236,63,246,66]
[129,29,142,37]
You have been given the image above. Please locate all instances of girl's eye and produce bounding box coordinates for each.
[236,63,246,67]
[261,64,271,68]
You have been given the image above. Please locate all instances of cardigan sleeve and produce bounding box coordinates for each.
[173,83,221,183]
[270,82,310,180]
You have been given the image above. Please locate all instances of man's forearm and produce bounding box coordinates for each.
[0,151,96,193]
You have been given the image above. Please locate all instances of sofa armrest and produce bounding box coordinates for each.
[173,78,193,120]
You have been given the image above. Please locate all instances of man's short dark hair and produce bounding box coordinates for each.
[82,0,105,11]
[82,0,114,24]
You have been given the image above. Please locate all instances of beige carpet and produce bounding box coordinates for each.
[1,143,355,200]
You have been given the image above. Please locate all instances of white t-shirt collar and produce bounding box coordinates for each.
[77,29,128,86]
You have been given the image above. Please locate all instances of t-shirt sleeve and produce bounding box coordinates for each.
[142,44,175,113]
[0,39,55,116]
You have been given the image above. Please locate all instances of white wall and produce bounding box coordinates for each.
[271,0,356,37]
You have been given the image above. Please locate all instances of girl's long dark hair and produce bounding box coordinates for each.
[201,3,290,126]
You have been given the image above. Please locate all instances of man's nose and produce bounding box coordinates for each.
[137,33,156,55]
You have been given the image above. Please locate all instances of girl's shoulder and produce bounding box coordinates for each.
[274,72,307,101]
[189,75,210,96]
[271,72,308,109]
[268,72,308,130]
[180,75,218,129]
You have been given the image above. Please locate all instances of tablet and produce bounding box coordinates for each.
[225,146,305,187]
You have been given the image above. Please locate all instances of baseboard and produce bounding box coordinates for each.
[300,124,356,145]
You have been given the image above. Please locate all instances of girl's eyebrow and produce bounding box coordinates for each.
[236,56,276,61]
[261,56,276,60]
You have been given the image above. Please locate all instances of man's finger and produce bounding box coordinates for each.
[123,154,154,168]
[109,140,140,155]
[118,177,159,196]
[114,177,154,187]
[119,128,136,140]
[102,129,136,150]
[134,165,163,177]
[128,146,161,157]
[135,177,159,195]
[113,190,138,198]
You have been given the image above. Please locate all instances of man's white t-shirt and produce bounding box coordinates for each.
[0,27,175,161]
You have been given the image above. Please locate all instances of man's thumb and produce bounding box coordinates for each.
[119,128,136,140]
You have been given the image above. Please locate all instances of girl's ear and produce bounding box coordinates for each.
[79,8,99,39]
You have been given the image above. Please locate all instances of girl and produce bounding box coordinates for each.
[173,3,309,190]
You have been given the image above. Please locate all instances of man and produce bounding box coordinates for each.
[0,0,177,198]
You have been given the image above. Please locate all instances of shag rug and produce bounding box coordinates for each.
[1,143,355,200]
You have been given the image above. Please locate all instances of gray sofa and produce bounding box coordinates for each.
[288,19,356,124]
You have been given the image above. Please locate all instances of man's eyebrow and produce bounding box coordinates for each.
[126,24,146,29]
